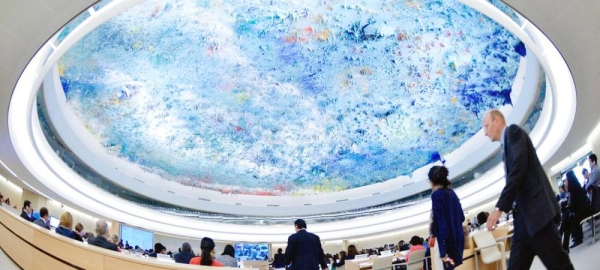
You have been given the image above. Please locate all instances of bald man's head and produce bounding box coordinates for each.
[95,220,109,237]
[482,109,506,142]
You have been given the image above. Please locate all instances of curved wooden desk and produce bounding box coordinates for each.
[0,206,238,270]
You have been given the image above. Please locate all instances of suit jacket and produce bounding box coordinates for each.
[496,124,560,236]
[20,211,34,222]
[87,235,119,251]
[285,229,327,270]
[33,218,50,230]
[173,251,195,264]
[431,188,465,266]
[273,253,286,268]
[585,165,600,190]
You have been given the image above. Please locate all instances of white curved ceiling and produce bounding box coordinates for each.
[0,0,595,241]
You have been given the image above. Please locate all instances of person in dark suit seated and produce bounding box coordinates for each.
[55,212,80,241]
[285,219,328,270]
[272,248,286,269]
[149,243,166,258]
[87,220,119,251]
[174,242,195,264]
[482,109,574,269]
[33,207,50,230]
[20,200,35,222]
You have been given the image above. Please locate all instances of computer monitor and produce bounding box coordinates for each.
[234,243,270,261]
[49,216,60,227]
[120,224,154,250]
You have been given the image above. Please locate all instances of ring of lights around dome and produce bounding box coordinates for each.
[8,0,575,241]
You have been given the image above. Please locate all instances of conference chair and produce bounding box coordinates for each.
[394,249,427,270]
[472,231,506,270]
[371,255,393,270]
[344,260,361,270]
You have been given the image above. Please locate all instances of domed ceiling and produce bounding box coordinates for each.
[57,0,523,196]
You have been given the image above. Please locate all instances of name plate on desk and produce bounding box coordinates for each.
[157,254,174,262]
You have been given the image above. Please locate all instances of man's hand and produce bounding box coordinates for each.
[486,209,502,231]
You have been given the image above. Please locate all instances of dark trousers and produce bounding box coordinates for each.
[561,214,584,250]
[508,214,574,270]
[591,186,600,213]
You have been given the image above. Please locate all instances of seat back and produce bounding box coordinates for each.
[336,265,345,270]
[344,260,360,270]
[406,249,426,270]
[371,256,392,270]
[472,231,502,264]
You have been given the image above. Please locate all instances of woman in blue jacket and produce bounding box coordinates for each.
[429,166,465,270]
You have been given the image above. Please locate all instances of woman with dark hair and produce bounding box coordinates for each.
[189,237,224,266]
[563,170,590,250]
[273,248,286,269]
[216,244,237,267]
[331,250,347,268]
[428,166,465,270]
[346,244,358,260]
[405,236,425,262]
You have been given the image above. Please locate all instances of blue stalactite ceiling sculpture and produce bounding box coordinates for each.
[58,0,523,196]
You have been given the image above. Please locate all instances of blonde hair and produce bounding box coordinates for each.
[108,234,119,244]
[59,212,73,228]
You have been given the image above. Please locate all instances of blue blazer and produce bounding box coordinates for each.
[285,229,327,270]
[497,125,560,236]
[431,188,465,266]
[55,227,77,240]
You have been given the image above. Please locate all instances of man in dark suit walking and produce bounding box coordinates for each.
[482,109,573,269]
[285,219,328,270]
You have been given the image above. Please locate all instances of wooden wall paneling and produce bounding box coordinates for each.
[33,230,104,270]
[33,248,77,270]
[0,209,35,243]
[104,256,169,270]
[0,222,34,270]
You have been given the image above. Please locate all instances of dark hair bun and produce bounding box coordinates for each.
[428,165,451,187]
[436,166,449,180]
